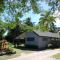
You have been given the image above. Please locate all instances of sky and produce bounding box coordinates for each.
[21,2,60,27]
[1,1,60,27]
[53,10,60,27]
[21,2,50,24]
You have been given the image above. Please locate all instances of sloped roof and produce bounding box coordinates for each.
[33,30,60,38]
[15,30,60,39]
[15,32,26,39]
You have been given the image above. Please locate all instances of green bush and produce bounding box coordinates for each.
[6,48,16,55]
[6,42,16,55]
[0,41,16,55]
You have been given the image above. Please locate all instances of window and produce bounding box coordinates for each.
[27,37,35,41]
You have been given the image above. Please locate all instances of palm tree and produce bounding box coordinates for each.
[39,11,56,32]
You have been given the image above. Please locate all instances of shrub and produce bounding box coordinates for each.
[0,40,16,55]
[6,48,16,55]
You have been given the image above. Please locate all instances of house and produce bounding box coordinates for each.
[14,30,60,49]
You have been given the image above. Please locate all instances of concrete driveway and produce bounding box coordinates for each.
[8,49,60,60]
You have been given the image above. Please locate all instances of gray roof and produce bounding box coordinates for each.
[15,30,60,39]
[15,32,26,39]
[33,30,60,38]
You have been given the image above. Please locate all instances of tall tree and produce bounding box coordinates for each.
[0,0,41,30]
[0,0,41,31]
[0,0,4,12]
[0,20,6,40]
[39,11,56,32]
[24,17,33,27]
[49,22,57,32]
[3,0,40,16]
[43,0,60,11]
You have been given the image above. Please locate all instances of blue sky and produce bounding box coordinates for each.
[1,1,60,27]
[21,2,50,24]
[21,2,60,27]
[21,10,40,24]
[53,10,60,27]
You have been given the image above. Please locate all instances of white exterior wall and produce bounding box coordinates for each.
[25,32,48,49]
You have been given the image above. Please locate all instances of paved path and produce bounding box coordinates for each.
[8,49,60,60]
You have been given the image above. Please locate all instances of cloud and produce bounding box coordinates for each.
[53,10,60,27]
[54,18,60,27]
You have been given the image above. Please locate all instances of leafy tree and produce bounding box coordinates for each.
[22,25,33,32]
[0,0,59,41]
[0,0,41,32]
[43,0,60,11]
[21,17,34,32]
[49,23,57,32]
[0,0,40,33]
[0,0,4,12]
[0,20,5,40]
[4,0,40,27]
[2,0,40,19]
[39,11,56,32]
[24,17,33,27]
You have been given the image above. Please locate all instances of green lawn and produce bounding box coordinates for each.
[0,48,21,60]
[53,53,60,59]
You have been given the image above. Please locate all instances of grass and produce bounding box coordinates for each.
[0,43,37,60]
[0,48,20,60]
[53,53,60,59]
[0,48,34,60]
